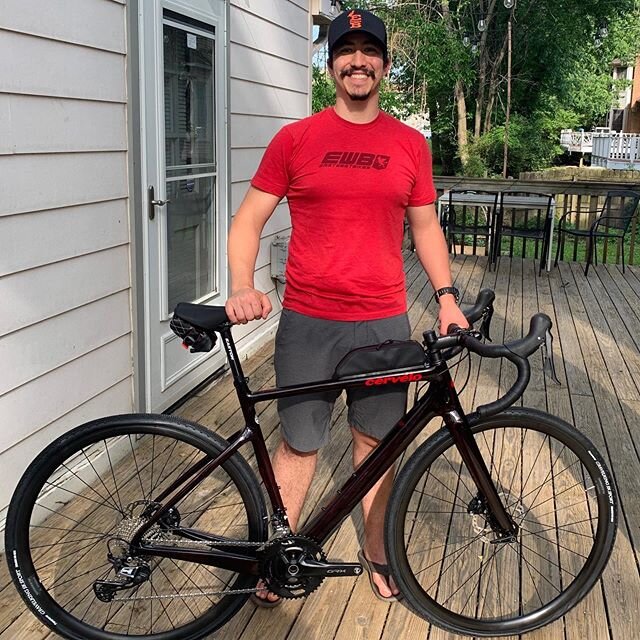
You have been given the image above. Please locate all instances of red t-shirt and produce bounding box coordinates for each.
[251,107,436,321]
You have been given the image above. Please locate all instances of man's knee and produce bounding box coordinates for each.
[279,438,319,459]
[350,425,380,450]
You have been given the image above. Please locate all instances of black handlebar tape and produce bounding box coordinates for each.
[459,313,550,417]
[460,288,496,325]
[504,313,552,358]
[475,354,530,418]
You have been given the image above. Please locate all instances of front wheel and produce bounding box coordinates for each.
[386,408,617,637]
[5,414,267,640]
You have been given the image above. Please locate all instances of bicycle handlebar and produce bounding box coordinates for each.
[461,288,495,327]
[430,311,552,418]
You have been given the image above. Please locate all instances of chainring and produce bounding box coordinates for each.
[259,535,326,599]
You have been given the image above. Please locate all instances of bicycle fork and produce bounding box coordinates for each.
[442,407,518,542]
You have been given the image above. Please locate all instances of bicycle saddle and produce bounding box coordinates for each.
[173,303,229,331]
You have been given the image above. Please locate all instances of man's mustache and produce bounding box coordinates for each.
[340,68,375,79]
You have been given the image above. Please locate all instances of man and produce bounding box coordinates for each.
[225,9,468,604]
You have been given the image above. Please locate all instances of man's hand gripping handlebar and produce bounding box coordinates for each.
[426,288,560,419]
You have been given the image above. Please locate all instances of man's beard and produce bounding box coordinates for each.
[346,89,372,101]
[340,68,376,101]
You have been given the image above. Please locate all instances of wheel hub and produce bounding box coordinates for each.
[470,491,524,544]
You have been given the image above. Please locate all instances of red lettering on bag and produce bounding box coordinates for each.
[365,373,423,386]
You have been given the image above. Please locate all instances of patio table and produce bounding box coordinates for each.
[437,191,556,271]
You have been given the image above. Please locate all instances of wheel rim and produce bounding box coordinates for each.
[399,421,613,632]
[13,424,261,638]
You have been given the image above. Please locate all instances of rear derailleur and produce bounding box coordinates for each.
[94,552,151,602]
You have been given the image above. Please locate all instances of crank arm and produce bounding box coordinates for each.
[298,558,364,578]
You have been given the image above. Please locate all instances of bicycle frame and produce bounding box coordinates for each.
[131,324,517,573]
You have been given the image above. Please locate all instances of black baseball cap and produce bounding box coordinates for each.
[328,9,388,59]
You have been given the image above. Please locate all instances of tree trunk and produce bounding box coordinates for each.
[474,0,497,138]
[502,18,512,178]
[483,32,509,133]
[442,0,468,167]
[455,79,469,166]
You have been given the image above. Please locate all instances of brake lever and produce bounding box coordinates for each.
[479,307,494,342]
[542,328,561,385]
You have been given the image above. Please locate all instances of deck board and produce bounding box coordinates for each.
[1,255,639,640]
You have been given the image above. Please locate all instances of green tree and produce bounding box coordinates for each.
[324,0,640,175]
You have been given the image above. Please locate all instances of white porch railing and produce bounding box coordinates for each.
[592,132,640,169]
[560,129,594,153]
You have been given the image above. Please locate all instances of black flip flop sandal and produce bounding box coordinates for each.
[357,549,402,602]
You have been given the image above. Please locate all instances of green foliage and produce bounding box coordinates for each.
[470,109,570,177]
[335,0,640,175]
[311,66,335,113]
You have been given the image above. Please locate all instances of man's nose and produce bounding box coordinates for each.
[351,49,366,66]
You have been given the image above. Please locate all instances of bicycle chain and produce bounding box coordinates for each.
[143,534,265,549]
[109,536,266,601]
[113,586,261,601]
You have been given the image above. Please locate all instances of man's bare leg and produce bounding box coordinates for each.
[255,439,317,603]
[351,426,399,598]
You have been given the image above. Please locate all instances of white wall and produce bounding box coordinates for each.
[0,0,314,535]
[0,0,132,529]
[228,0,311,350]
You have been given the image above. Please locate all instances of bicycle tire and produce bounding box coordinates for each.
[5,413,268,640]
[386,407,617,637]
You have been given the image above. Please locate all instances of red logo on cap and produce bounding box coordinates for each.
[348,10,362,29]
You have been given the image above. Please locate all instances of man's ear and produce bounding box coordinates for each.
[383,56,392,76]
[327,59,336,80]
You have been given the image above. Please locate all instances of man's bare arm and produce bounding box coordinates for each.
[406,203,469,333]
[226,186,282,324]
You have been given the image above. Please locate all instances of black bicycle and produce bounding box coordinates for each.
[5,289,617,639]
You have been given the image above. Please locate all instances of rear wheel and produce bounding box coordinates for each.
[386,408,617,637]
[5,414,267,640]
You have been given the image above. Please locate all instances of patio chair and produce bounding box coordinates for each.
[554,189,640,276]
[492,192,554,276]
[444,190,499,261]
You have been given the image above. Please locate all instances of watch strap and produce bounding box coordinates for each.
[435,286,460,303]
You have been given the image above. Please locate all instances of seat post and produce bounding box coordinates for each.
[218,324,249,393]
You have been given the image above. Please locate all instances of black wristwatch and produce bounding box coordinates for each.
[434,286,460,303]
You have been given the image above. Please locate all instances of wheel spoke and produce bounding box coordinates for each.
[395,417,615,632]
[9,423,264,638]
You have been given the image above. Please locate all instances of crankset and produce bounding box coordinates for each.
[260,535,363,598]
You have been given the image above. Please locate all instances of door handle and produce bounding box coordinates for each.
[148,186,171,220]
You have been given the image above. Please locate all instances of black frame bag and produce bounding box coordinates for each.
[333,339,426,379]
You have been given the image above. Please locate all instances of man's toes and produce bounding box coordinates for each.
[373,574,392,598]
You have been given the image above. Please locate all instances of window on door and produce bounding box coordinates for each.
[163,11,217,311]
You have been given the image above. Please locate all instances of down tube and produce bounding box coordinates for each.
[300,384,442,544]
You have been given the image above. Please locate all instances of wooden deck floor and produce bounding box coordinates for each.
[1,254,640,639]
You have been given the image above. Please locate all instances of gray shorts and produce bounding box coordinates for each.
[274,309,411,452]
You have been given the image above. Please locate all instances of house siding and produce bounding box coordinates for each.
[0,0,313,534]
[0,0,132,527]
[229,0,310,348]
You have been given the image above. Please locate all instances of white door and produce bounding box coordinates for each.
[141,1,228,411]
